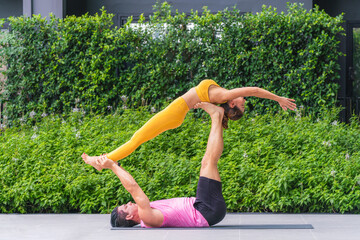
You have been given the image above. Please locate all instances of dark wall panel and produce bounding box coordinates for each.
[66,0,87,16]
[315,0,360,20]
[0,0,23,18]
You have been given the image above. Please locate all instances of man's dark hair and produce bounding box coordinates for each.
[110,206,138,227]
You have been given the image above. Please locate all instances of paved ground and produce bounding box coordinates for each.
[1,213,359,240]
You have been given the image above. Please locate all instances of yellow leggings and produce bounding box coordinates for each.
[107,97,190,161]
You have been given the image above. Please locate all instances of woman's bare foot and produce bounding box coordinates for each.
[81,153,103,171]
[194,102,224,118]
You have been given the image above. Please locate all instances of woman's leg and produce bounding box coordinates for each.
[82,79,219,168]
[107,97,189,161]
[83,97,189,168]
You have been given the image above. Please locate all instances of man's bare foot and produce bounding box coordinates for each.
[81,153,103,171]
[194,102,224,118]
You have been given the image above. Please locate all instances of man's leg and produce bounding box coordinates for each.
[193,102,226,226]
[194,102,224,181]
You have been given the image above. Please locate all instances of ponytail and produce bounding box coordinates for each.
[222,113,229,129]
[220,103,243,129]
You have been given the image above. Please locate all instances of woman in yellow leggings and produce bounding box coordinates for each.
[82,79,296,170]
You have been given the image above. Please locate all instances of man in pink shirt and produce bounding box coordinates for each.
[92,102,227,228]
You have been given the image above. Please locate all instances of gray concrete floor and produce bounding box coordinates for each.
[1,213,359,240]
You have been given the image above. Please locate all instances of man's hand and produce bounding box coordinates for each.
[95,154,117,170]
[278,97,297,111]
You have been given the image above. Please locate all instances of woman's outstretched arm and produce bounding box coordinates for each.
[210,86,297,111]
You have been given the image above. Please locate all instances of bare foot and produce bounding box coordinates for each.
[81,153,103,171]
[194,102,224,118]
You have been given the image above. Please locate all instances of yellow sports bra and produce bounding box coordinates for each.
[195,79,220,102]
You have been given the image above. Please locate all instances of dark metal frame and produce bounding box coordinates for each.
[340,21,360,121]
[117,15,151,27]
[346,21,360,97]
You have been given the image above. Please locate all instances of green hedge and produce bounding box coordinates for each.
[0,3,344,125]
[1,108,360,213]
[0,10,122,123]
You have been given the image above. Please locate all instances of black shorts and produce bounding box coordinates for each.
[193,176,226,226]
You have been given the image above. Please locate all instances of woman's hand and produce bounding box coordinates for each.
[278,97,297,111]
[95,154,117,170]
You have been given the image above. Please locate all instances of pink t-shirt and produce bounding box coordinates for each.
[140,197,209,228]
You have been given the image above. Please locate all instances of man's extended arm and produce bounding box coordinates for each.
[96,157,149,208]
[96,156,164,227]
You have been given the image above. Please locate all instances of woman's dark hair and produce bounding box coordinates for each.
[220,102,244,129]
[110,206,138,227]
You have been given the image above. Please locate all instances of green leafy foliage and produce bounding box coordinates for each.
[0,3,344,124]
[1,108,360,213]
[0,9,125,123]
